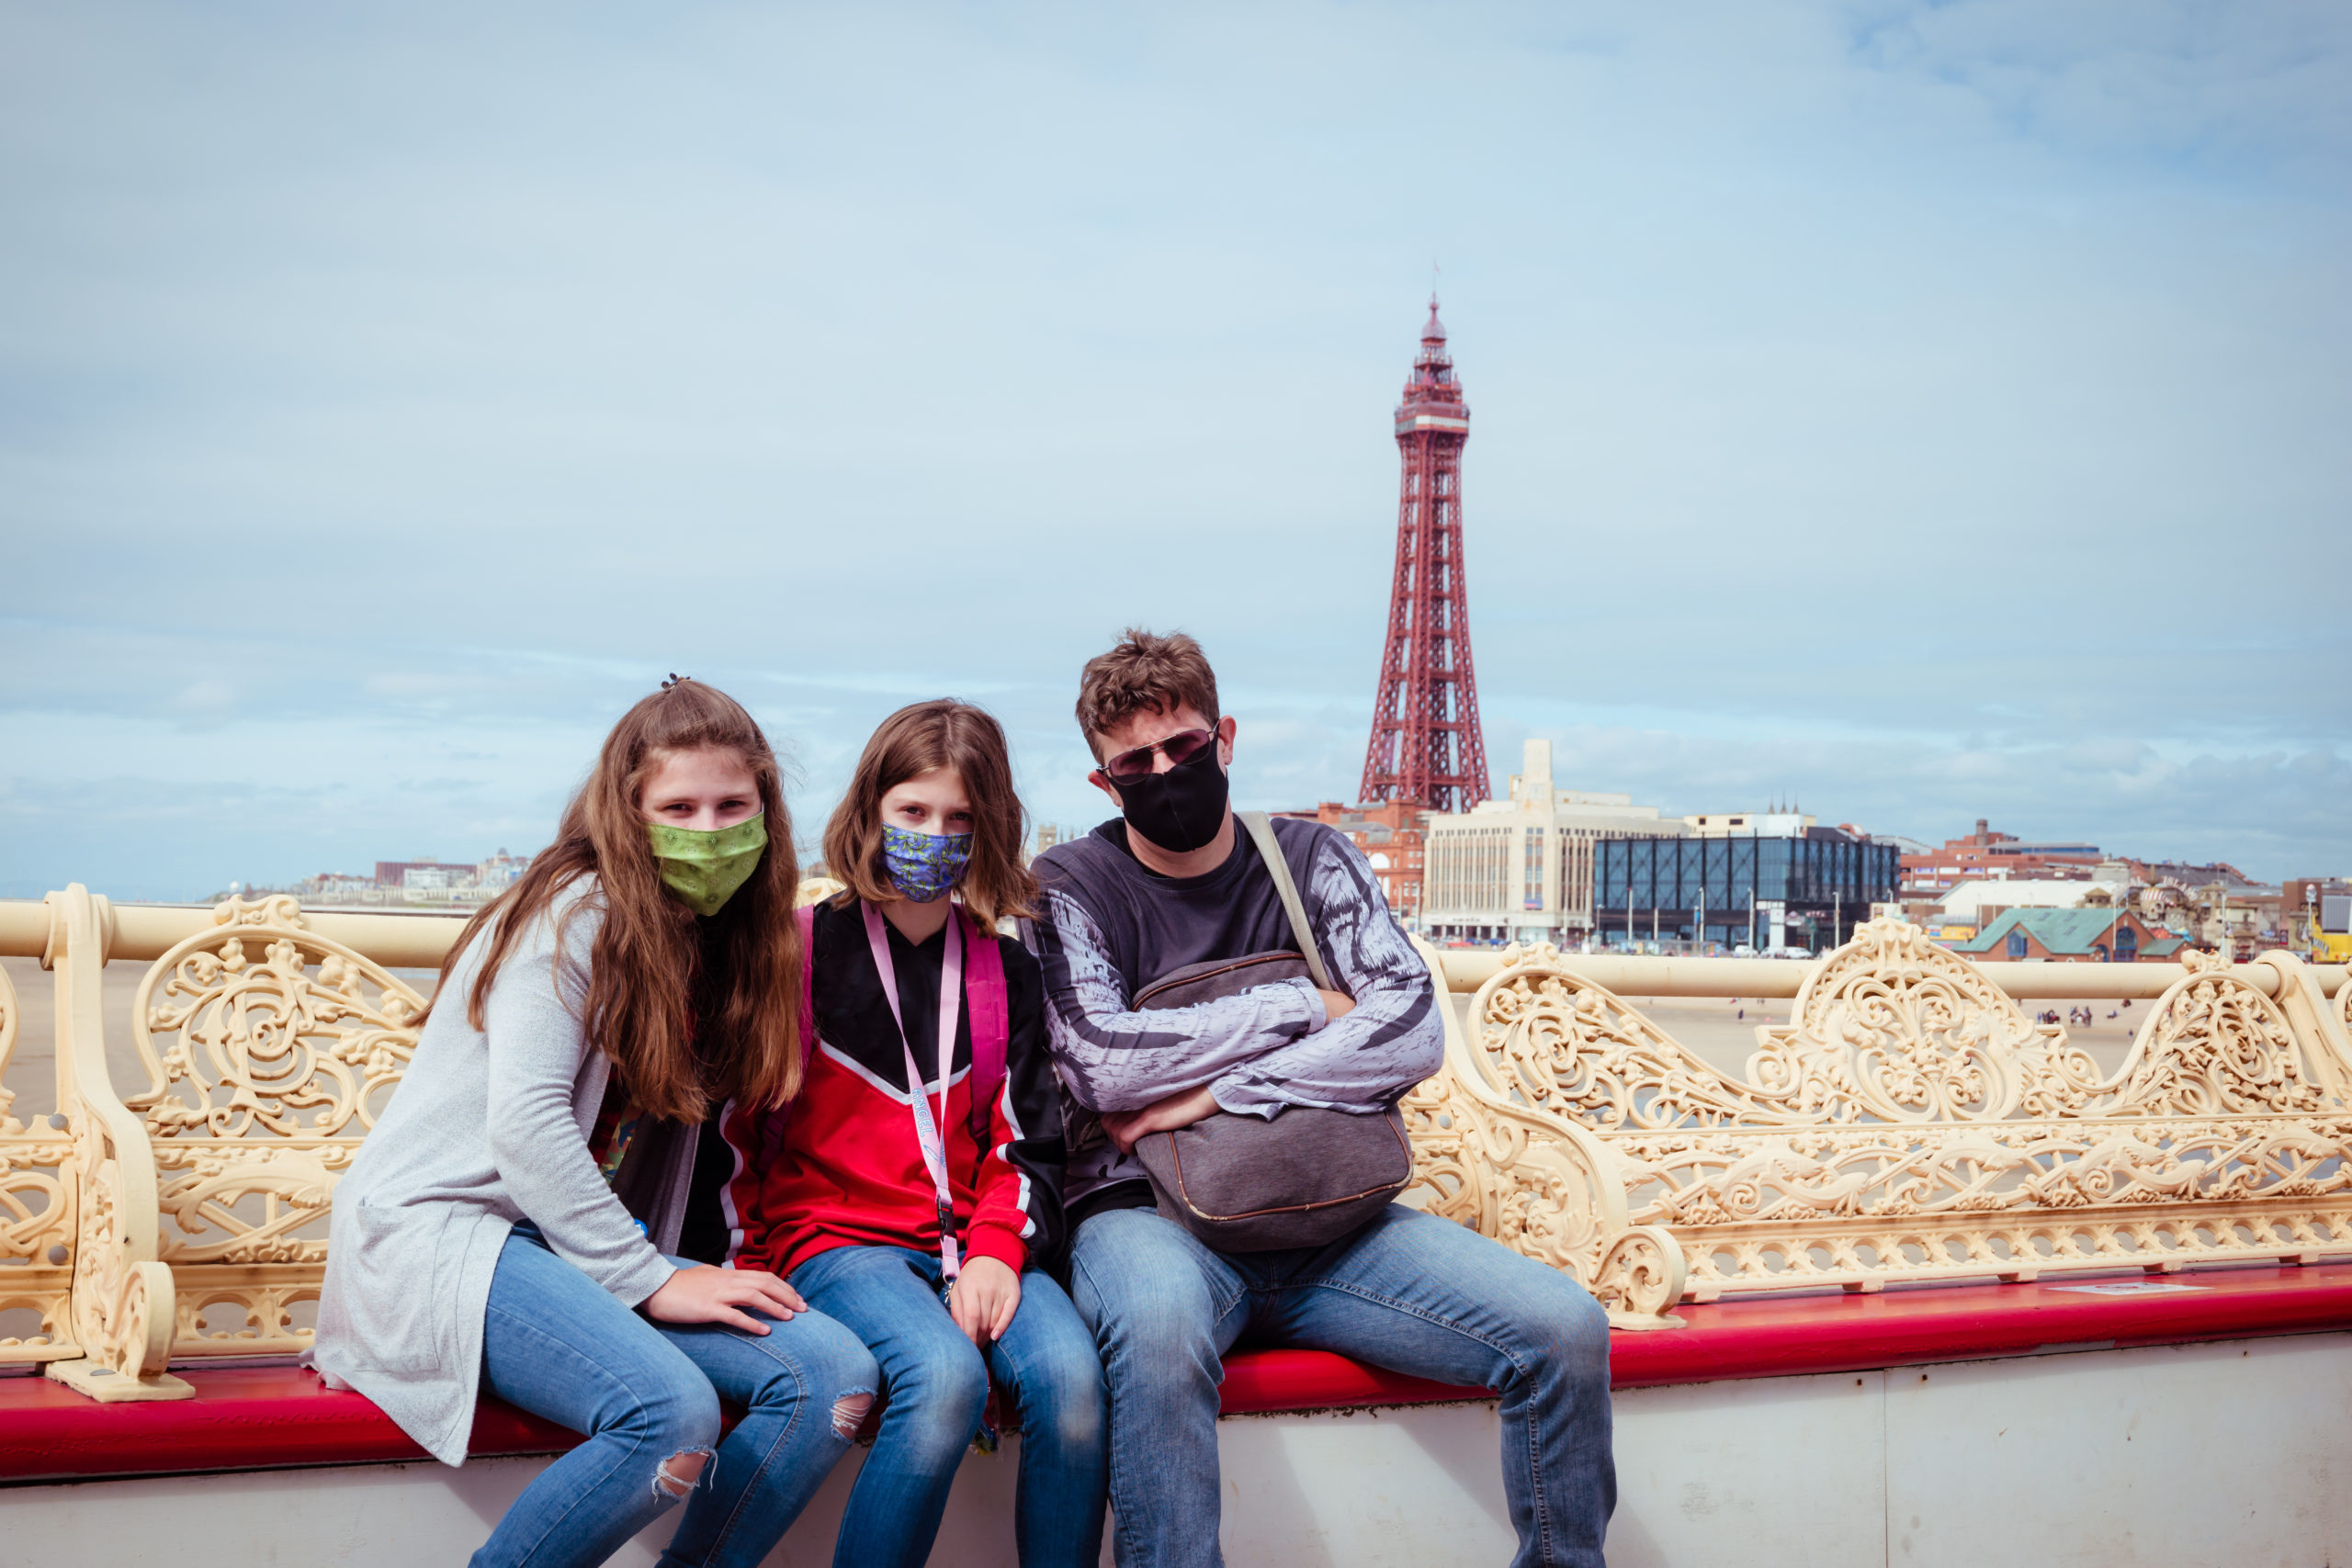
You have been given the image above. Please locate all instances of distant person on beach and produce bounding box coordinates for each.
[1025,629,1616,1568]
[315,680,873,1568]
[724,699,1106,1568]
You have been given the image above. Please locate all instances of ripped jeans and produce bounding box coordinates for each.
[791,1246,1108,1568]
[470,1224,879,1568]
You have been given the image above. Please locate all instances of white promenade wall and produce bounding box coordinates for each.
[6,1333,2349,1566]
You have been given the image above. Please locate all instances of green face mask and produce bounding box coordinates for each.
[645,813,768,917]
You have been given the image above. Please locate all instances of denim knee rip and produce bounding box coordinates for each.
[831,1389,876,1442]
[652,1448,716,1501]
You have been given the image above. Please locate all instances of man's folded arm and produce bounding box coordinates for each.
[1209,832,1444,1117]
[1029,889,1329,1114]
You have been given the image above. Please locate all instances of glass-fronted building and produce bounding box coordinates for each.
[1594,831,1900,953]
[1419,740,1688,945]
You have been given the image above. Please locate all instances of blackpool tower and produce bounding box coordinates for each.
[1359,296,1490,812]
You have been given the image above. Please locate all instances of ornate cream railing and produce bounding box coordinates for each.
[1401,921,2352,1328]
[0,890,456,1401]
[1,890,2345,1396]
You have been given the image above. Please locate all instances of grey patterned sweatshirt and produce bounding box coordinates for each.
[1024,815,1443,1205]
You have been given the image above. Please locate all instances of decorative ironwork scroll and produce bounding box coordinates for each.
[0,958,79,1367]
[1401,939,1685,1329]
[125,896,424,1359]
[1457,921,2352,1303]
[2096,949,2330,1118]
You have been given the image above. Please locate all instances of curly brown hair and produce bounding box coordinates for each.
[1073,627,1220,761]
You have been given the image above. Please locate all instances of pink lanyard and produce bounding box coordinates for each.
[862,900,966,1280]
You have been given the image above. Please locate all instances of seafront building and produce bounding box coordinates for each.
[1929,866,2132,926]
[1418,740,1688,945]
[1950,906,2188,964]
[1595,822,1900,953]
[214,850,531,909]
[1898,819,2106,895]
[1413,738,1906,953]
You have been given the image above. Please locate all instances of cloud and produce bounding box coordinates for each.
[2,1,2345,896]
[1846,0,2352,176]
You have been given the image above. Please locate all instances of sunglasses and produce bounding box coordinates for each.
[1096,728,1216,785]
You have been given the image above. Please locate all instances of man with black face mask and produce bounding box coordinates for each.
[1025,628,1615,1568]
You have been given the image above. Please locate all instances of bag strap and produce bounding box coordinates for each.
[1237,810,1334,992]
[961,911,1010,1144]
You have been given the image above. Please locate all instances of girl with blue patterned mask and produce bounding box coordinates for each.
[877,771,977,909]
[721,698,1105,1568]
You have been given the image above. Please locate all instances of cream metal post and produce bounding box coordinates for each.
[40,886,190,1402]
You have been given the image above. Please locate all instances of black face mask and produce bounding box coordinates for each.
[1112,742,1231,854]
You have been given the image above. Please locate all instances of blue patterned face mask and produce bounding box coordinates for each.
[881,822,973,903]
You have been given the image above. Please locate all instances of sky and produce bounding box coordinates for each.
[3,1,2347,901]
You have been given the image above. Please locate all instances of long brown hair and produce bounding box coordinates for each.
[822,699,1038,928]
[424,680,804,1121]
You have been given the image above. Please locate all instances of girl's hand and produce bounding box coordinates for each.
[644,1265,808,1336]
[948,1256,1021,1345]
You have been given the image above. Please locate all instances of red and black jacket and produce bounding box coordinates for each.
[721,897,1068,1280]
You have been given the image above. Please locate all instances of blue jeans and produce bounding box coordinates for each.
[791,1245,1109,1568]
[472,1225,879,1568]
[1068,1203,1614,1568]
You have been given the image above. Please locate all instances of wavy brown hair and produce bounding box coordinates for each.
[422,680,804,1122]
[823,699,1038,928]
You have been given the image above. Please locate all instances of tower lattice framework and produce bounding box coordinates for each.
[1360,296,1489,813]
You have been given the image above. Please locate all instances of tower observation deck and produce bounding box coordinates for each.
[1359,296,1490,813]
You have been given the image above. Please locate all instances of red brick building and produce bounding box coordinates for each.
[1900,820,2105,895]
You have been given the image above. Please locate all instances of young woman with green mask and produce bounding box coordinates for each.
[314,678,877,1568]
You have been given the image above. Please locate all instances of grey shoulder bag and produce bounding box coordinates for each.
[1128,811,1413,1252]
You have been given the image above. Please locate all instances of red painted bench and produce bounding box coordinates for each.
[8,1264,2351,1487]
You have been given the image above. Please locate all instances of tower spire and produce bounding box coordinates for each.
[1359,296,1489,814]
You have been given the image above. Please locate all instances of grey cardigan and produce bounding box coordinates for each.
[312,877,695,1465]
